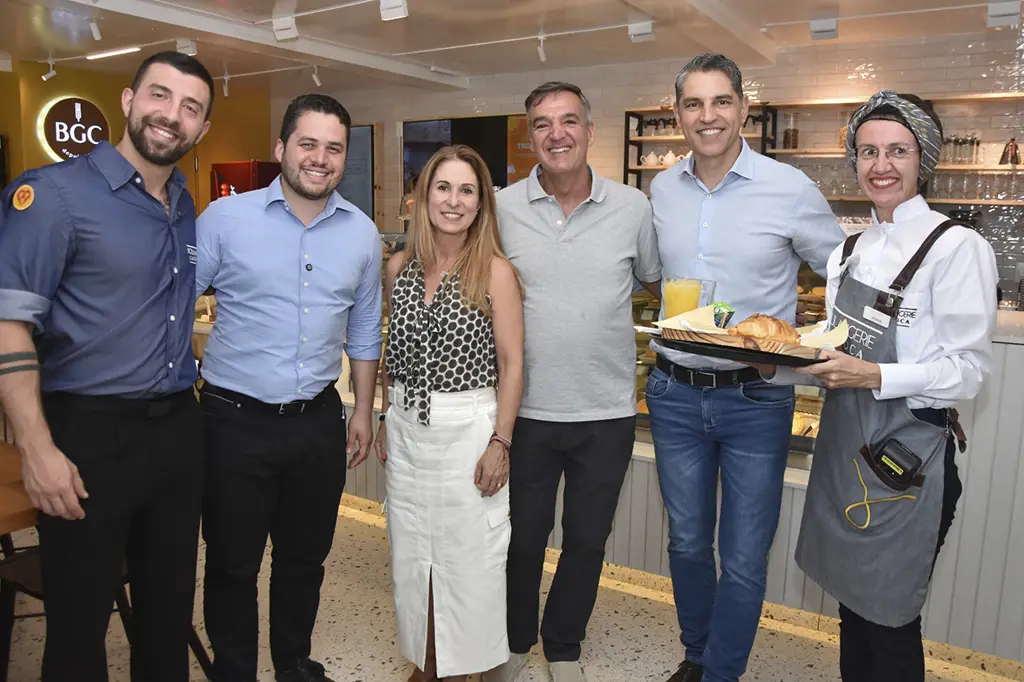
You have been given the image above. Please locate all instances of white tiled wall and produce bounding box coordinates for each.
[271,29,1024,285]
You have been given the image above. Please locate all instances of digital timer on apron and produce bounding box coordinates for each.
[795,219,967,628]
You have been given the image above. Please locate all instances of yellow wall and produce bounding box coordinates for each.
[0,70,25,184]
[8,61,272,210]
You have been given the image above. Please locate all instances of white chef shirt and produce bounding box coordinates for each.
[778,194,997,409]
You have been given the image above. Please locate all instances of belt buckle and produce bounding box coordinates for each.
[278,401,306,415]
[687,369,717,388]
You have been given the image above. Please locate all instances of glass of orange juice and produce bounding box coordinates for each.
[663,278,716,319]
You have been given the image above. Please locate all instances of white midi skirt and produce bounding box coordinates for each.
[384,381,511,678]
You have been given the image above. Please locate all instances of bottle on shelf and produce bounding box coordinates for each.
[999,137,1020,165]
[783,112,800,149]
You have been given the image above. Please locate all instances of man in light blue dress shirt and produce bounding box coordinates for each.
[195,94,382,682]
[646,54,843,682]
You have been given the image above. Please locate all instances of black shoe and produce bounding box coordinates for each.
[275,658,335,682]
[666,660,703,682]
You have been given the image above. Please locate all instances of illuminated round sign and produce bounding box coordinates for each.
[37,97,110,162]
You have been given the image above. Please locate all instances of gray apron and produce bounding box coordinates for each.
[795,220,965,628]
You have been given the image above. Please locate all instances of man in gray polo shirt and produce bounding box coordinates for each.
[486,81,661,682]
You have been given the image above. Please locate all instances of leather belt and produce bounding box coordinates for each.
[201,383,338,417]
[655,355,762,388]
[43,389,195,418]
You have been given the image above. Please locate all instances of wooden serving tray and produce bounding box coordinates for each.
[660,327,825,365]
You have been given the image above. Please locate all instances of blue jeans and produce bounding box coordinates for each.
[646,367,794,682]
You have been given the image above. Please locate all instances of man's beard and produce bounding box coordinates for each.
[281,161,342,201]
[127,113,194,166]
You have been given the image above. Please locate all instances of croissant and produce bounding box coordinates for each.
[727,313,801,345]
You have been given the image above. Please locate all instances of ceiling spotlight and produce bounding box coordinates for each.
[537,35,546,63]
[176,39,198,56]
[41,61,56,81]
[628,19,655,43]
[89,20,102,41]
[223,75,230,97]
[809,18,838,40]
[380,0,408,21]
[311,66,322,87]
[272,16,299,41]
[988,0,1021,27]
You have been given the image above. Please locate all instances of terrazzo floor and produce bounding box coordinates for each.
[5,501,1020,682]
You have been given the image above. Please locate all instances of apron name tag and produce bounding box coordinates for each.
[863,306,892,328]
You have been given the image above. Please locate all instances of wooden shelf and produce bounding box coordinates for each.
[628,165,676,171]
[630,135,688,142]
[823,195,1023,206]
[773,148,845,156]
[930,197,1023,206]
[627,92,1024,114]
[628,133,762,143]
[935,164,1024,172]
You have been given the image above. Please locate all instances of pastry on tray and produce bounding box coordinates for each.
[726,313,801,345]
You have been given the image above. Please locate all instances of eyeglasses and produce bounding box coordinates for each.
[856,144,919,162]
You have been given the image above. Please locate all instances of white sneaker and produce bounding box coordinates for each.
[549,660,587,682]
[482,652,528,682]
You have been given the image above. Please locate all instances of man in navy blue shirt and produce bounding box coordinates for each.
[0,52,214,682]
[195,94,382,682]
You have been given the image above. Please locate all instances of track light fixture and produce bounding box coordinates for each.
[380,0,408,21]
[537,35,546,63]
[312,66,322,87]
[89,20,102,41]
[41,60,56,81]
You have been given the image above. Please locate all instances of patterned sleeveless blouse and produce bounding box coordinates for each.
[386,259,497,425]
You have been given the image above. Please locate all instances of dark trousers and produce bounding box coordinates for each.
[506,416,635,662]
[37,390,203,682]
[838,425,963,682]
[200,384,348,682]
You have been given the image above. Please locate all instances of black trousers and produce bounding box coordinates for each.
[200,384,347,682]
[37,389,203,682]
[838,425,963,682]
[506,416,635,662]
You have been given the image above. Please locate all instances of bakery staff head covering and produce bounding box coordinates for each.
[845,90,943,187]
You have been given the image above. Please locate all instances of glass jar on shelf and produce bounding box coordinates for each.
[940,136,953,165]
[944,172,957,199]
[783,112,800,149]
[994,173,1010,201]
[978,172,992,200]
[959,171,972,199]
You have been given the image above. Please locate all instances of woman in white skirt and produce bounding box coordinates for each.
[374,144,524,682]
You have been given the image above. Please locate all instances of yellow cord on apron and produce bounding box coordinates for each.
[845,458,917,530]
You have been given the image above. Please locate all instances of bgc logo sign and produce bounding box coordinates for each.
[39,98,110,162]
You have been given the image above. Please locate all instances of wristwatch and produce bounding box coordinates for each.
[378,409,388,423]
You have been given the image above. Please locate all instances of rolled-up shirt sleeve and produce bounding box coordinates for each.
[0,173,73,333]
[344,235,383,361]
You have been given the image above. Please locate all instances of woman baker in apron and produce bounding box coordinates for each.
[759,90,998,681]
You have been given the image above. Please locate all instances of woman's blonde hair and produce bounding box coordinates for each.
[405,144,519,314]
